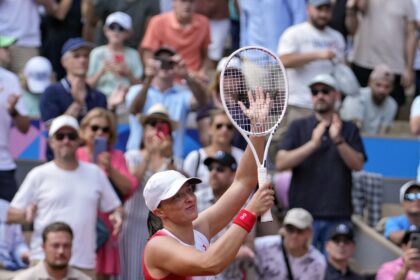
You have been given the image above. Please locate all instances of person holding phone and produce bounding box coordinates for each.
[76,108,137,280]
[377,228,420,280]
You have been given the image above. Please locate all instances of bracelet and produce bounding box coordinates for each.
[233,209,257,233]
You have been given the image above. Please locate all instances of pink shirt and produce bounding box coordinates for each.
[376,257,420,280]
[76,147,138,198]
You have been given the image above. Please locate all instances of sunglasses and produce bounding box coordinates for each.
[108,23,126,32]
[146,119,169,127]
[311,87,332,96]
[285,225,305,234]
[54,132,79,141]
[215,123,234,130]
[90,125,110,133]
[404,193,420,202]
[208,165,228,173]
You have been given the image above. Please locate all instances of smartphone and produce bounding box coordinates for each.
[114,53,124,63]
[156,122,170,138]
[93,137,108,163]
[410,233,420,250]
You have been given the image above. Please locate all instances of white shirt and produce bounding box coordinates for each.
[278,22,345,109]
[0,67,27,170]
[0,0,41,47]
[11,161,121,269]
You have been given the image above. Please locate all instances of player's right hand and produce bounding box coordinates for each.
[245,182,275,217]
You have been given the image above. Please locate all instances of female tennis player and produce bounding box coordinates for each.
[142,92,274,279]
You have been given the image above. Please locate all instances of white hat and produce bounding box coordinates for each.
[138,103,178,130]
[216,56,241,72]
[283,208,313,229]
[105,11,132,30]
[400,181,420,203]
[49,115,79,137]
[143,170,202,211]
[308,73,337,89]
[23,56,52,94]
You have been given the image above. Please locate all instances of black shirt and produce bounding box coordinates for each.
[325,262,365,280]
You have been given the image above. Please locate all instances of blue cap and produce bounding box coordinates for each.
[61,37,94,56]
[308,0,332,7]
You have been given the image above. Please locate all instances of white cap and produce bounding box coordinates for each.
[23,56,52,94]
[49,115,79,137]
[400,181,420,203]
[216,56,240,72]
[143,170,202,211]
[138,103,178,130]
[283,208,313,229]
[105,11,132,30]
[308,73,337,89]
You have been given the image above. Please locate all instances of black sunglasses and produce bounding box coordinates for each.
[404,193,420,202]
[285,225,305,234]
[90,125,110,133]
[208,165,228,173]
[54,132,78,141]
[146,119,169,127]
[108,23,126,32]
[311,87,332,96]
[215,123,234,130]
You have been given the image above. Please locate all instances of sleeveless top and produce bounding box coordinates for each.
[142,229,214,280]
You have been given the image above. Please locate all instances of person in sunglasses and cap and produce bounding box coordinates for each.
[276,73,367,254]
[384,181,420,246]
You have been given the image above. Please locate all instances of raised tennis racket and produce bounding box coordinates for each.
[220,46,288,222]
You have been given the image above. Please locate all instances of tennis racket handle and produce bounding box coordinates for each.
[258,167,273,222]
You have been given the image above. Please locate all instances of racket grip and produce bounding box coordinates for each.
[258,166,273,222]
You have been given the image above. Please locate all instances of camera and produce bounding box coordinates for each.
[155,57,175,70]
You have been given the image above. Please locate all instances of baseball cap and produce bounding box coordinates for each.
[0,35,17,48]
[328,223,354,242]
[23,56,52,94]
[370,64,395,84]
[283,208,313,229]
[61,37,94,56]
[204,151,237,171]
[308,0,332,7]
[400,181,420,203]
[154,47,177,58]
[143,170,202,211]
[138,103,178,130]
[105,11,132,30]
[308,73,337,89]
[49,115,79,137]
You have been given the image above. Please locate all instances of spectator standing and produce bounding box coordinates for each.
[340,64,398,134]
[276,74,366,253]
[120,104,178,280]
[325,223,365,280]
[196,151,256,279]
[184,110,243,192]
[384,181,420,245]
[0,36,30,202]
[239,0,307,53]
[328,0,362,45]
[376,229,420,280]
[14,222,91,280]
[254,208,326,280]
[126,47,206,158]
[76,108,138,280]
[272,0,346,160]
[21,56,54,119]
[412,0,420,97]
[411,95,420,181]
[87,12,142,97]
[140,0,211,82]
[350,0,416,109]
[7,115,123,278]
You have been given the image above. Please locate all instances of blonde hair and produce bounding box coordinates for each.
[79,108,117,145]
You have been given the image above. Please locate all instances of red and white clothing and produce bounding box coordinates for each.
[143,229,214,280]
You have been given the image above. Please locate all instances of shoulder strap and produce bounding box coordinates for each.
[194,150,201,177]
[281,237,294,280]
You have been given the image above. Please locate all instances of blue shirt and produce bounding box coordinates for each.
[0,200,29,271]
[239,0,307,53]
[384,215,411,238]
[125,84,192,158]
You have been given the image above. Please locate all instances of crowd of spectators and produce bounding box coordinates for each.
[2,0,420,279]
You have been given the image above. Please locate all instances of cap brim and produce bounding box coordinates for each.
[330,233,354,241]
[161,177,202,201]
[0,36,17,48]
[138,114,179,130]
[27,78,50,94]
[284,221,308,230]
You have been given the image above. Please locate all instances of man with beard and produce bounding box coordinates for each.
[271,0,346,156]
[340,64,398,135]
[275,74,366,254]
[384,181,420,246]
[14,222,91,279]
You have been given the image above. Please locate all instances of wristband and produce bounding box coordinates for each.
[233,209,257,233]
